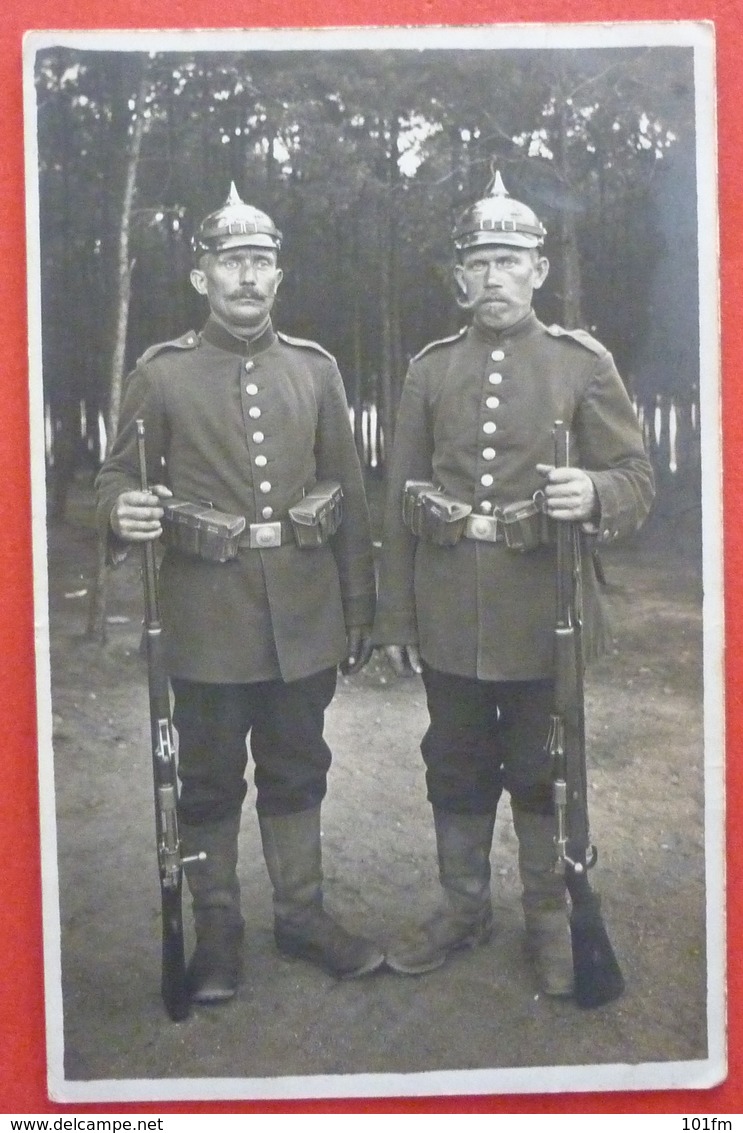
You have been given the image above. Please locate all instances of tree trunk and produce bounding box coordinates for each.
[377,115,405,469]
[555,101,584,329]
[388,117,405,429]
[378,218,394,466]
[86,62,149,642]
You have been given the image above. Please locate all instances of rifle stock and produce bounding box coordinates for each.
[550,420,625,1009]
[136,419,191,1022]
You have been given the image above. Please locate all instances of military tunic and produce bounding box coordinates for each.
[373,311,654,681]
[96,317,375,685]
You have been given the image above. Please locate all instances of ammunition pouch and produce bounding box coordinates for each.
[402,481,555,552]
[402,481,472,546]
[500,491,553,552]
[288,481,343,548]
[161,500,246,563]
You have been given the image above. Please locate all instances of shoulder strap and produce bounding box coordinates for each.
[412,326,468,362]
[545,324,606,358]
[276,331,335,362]
[137,331,199,366]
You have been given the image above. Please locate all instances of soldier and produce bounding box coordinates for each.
[372,171,655,996]
[96,184,384,1004]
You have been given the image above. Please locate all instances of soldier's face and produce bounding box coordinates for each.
[190,246,283,337]
[455,246,549,332]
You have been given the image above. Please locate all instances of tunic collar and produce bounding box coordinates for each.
[201,316,277,356]
[470,309,540,347]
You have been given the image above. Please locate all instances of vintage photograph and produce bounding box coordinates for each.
[24,22,723,1103]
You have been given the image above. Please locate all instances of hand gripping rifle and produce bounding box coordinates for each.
[136,419,202,1021]
[546,420,625,1008]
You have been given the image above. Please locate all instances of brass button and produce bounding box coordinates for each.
[482,447,496,460]
[249,406,261,419]
[259,481,272,493]
[246,382,258,395]
[488,373,503,385]
[262,506,273,519]
[483,421,497,435]
[486,396,500,409]
[255,455,267,467]
[491,349,505,361]
[252,431,264,443]
[480,473,494,487]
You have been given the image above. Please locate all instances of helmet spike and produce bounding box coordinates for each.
[490,169,509,197]
[226,181,244,207]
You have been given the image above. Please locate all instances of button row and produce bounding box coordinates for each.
[481,360,503,479]
[243,368,272,507]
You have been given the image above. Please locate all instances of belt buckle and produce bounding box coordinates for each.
[249,521,282,548]
[466,514,502,543]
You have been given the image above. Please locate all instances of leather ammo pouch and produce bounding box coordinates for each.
[403,480,472,547]
[161,500,246,563]
[288,481,343,548]
[500,492,552,552]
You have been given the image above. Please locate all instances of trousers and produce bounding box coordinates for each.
[420,664,555,815]
[171,667,337,823]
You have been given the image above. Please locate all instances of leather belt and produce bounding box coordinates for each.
[463,514,506,543]
[238,519,295,550]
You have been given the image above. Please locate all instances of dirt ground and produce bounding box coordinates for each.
[41,476,716,1104]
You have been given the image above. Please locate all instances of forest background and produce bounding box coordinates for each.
[35,41,701,548]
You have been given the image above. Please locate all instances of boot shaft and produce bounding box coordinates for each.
[511,804,574,997]
[432,807,496,908]
[180,813,243,926]
[511,805,565,912]
[258,806,323,921]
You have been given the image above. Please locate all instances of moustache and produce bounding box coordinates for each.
[456,291,507,312]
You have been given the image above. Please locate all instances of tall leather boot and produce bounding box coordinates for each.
[511,804,574,997]
[258,806,384,979]
[386,808,496,975]
[181,813,245,1004]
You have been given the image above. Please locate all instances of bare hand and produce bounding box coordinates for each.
[110,484,173,541]
[340,627,374,675]
[383,644,422,677]
[536,464,598,523]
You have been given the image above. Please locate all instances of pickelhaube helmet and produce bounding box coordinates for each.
[192,182,283,257]
[453,168,547,252]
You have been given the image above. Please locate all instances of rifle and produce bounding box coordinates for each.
[546,419,625,1009]
[136,418,201,1021]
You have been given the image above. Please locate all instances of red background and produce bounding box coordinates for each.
[2,0,738,1115]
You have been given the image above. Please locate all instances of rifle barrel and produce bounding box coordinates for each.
[135,418,190,1022]
[551,419,624,1008]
